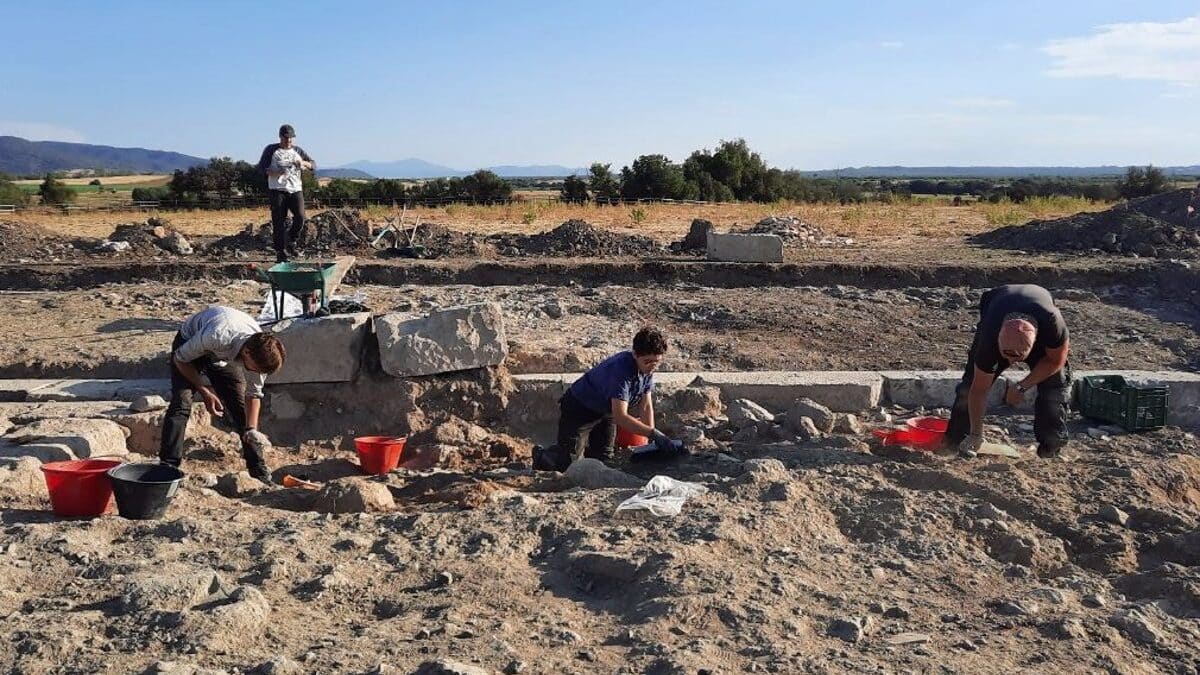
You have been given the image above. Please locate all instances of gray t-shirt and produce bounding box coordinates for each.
[973,284,1068,374]
[174,306,268,398]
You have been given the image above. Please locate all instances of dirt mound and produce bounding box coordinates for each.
[0,220,92,262]
[109,217,194,255]
[380,222,488,258]
[973,189,1200,258]
[208,208,372,255]
[739,215,853,248]
[492,219,663,257]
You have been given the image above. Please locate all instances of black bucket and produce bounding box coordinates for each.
[107,463,185,520]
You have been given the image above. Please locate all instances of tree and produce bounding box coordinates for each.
[0,176,30,206]
[460,170,512,203]
[131,186,171,202]
[38,174,75,205]
[559,175,589,203]
[681,139,770,201]
[89,178,102,187]
[317,178,366,202]
[619,154,694,200]
[1117,165,1169,200]
[588,163,620,200]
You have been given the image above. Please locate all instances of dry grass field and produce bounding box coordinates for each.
[17,197,1107,242]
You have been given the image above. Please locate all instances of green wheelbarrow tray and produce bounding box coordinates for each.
[258,262,338,319]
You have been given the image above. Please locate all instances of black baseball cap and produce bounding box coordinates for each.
[279,124,296,138]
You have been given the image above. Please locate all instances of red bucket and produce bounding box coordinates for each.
[616,428,649,448]
[41,458,123,517]
[906,416,949,434]
[354,436,407,475]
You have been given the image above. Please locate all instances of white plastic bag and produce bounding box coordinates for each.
[615,475,708,517]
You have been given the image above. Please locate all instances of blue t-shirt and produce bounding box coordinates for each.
[567,351,654,415]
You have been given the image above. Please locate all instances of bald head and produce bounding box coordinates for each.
[998,313,1037,361]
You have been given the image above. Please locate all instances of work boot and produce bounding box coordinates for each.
[1036,445,1062,459]
[532,445,567,472]
[248,464,275,486]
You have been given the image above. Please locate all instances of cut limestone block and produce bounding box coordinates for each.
[4,418,128,458]
[706,233,784,263]
[375,303,508,377]
[268,312,371,384]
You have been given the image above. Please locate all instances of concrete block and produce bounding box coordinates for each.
[706,233,784,263]
[268,312,371,384]
[881,370,1010,409]
[375,303,508,377]
[695,371,883,412]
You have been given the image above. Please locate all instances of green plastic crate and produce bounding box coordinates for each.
[1076,375,1168,431]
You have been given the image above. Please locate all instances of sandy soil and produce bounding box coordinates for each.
[1,281,1197,380]
[0,411,1197,674]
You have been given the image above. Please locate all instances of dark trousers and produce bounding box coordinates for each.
[543,392,616,470]
[946,293,1071,453]
[159,333,264,470]
[269,189,305,254]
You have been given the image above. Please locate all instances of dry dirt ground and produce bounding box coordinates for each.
[0,411,1198,674]
[1,281,1197,380]
[0,207,1197,674]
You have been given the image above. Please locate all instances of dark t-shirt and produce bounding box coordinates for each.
[567,351,654,415]
[973,284,1068,374]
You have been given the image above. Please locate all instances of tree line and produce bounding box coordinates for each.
[4,142,1180,207]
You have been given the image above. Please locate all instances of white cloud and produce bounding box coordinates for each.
[879,41,904,49]
[1043,15,1200,85]
[948,97,1016,108]
[0,121,86,143]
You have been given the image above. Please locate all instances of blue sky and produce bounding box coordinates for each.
[3,1,1199,169]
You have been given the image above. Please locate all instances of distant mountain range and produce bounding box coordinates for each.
[316,168,375,179]
[4,134,1196,181]
[803,165,1200,178]
[338,158,587,179]
[0,136,205,175]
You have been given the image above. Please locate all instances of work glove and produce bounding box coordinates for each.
[959,434,983,459]
[242,429,272,453]
[650,429,675,453]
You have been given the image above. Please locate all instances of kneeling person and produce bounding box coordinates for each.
[160,306,287,483]
[946,284,1071,458]
[534,327,676,471]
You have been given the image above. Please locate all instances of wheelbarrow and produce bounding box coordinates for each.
[257,261,338,319]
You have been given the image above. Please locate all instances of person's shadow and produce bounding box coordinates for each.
[97,318,179,334]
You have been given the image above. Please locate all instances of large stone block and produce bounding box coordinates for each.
[706,233,784,263]
[695,371,883,412]
[375,303,508,377]
[3,418,128,459]
[881,370,1013,409]
[0,379,169,403]
[268,312,371,384]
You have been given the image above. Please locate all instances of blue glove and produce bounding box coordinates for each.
[650,430,674,453]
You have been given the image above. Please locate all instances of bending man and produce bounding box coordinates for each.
[533,327,677,471]
[160,305,287,483]
[946,284,1071,458]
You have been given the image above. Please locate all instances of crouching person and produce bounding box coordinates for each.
[160,305,286,484]
[533,327,676,471]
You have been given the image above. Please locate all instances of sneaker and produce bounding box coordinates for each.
[958,446,978,459]
[1037,446,1062,459]
[285,245,300,260]
[275,250,289,263]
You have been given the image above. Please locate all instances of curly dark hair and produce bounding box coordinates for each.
[632,326,668,356]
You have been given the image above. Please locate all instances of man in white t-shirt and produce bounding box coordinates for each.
[256,124,315,262]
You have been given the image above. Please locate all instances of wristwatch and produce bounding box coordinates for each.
[1015,383,1030,394]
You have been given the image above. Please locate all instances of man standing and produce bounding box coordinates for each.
[946,284,1071,459]
[532,327,678,471]
[160,305,287,484]
[257,124,315,262]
